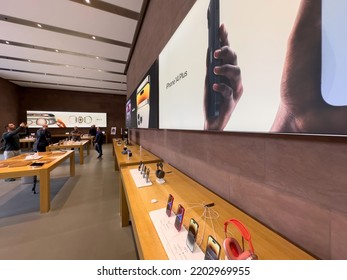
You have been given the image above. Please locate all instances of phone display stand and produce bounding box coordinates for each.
[130,168,152,188]
[184,202,220,249]
[156,178,165,184]
[149,208,204,260]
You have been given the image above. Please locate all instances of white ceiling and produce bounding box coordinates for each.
[0,0,148,95]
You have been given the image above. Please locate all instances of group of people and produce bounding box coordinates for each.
[1,123,105,181]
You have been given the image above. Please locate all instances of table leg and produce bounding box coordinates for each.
[79,146,84,164]
[39,170,50,213]
[87,141,90,155]
[70,152,75,176]
[119,175,130,227]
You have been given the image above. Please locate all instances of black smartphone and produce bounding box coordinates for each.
[174,204,185,231]
[166,194,174,217]
[30,162,45,166]
[207,0,221,118]
[186,218,199,252]
[204,235,221,260]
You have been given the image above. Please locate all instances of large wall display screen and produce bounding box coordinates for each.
[126,60,159,129]
[159,0,347,135]
[27,110,107,128]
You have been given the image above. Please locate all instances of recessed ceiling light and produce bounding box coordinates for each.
[85,0,91,4]
[37,23,42,28]
[55,49,59,52]
[92,36,96,40]
[5,41,9,44]
[96,56,99,59]
[28,59,31,62]
[98,69,102,72]
[65,65,69,67]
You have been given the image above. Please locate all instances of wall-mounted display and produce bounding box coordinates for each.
[126,60,159,129]
[26,110,107,128]
[158,0,347,136]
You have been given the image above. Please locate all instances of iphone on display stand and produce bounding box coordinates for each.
[207,0,221,117]
[166,194,174,217]
[321,0,347,106]
[204,235,221,260]
[174,204,185,231]
[186,218,199,252]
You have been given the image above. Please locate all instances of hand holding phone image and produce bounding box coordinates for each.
[204,235,221,260]
[166,194,174,217]
[186,218,199,252]
[174,204,185,231]
[271,0,347,134]
[204,1,243,131]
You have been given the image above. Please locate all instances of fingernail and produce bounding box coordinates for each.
[214,67,220,74]
[214,49,220,58]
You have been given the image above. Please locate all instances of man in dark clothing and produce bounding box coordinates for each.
[89,125,97,137]
[94,127,104,159]
[2,122,26,181]
[33,124,52,152]
[19,122,31,139]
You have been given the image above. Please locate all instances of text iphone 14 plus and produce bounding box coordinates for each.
[204,235,221,260]
[186,218,199,252]
[174,204,185,231]
[207,0,221,118]
[166,194,174,217]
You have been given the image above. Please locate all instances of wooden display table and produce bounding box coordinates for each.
[113,139,162,171]
[46,140,89,164]
[0,151,75,213]
[19,138,35,149]
[81,135,95,147]
[113,139,162,226]
[120,162,315,260]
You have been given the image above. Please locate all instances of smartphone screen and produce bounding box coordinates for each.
[136,75,151,128]
[186,218,199,252]
[174,204,185,231]
[321,0,347,106]
[204,235,221,260]
[166,194,174,217]
[207,0,221,118]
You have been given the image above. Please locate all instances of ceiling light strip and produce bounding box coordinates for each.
[0,39,126,64]
[0,56,124,75]
[0,67,126,84]
[0,14,132,48]
[10,79,127,92]
[69,0,140,21]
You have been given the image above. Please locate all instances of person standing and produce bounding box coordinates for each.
[70,126,82,141]
[94,127,104,159]
[33,124,52,152]
[89,124,97,137]
[2,122,26,181]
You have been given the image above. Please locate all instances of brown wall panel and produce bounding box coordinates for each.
[18,87,126,139]
[265,137,347,214]
[127,0,347,259]
[0,78,20,130]
[332,211,347,260]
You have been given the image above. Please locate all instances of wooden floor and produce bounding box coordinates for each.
[0,144,137,260]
